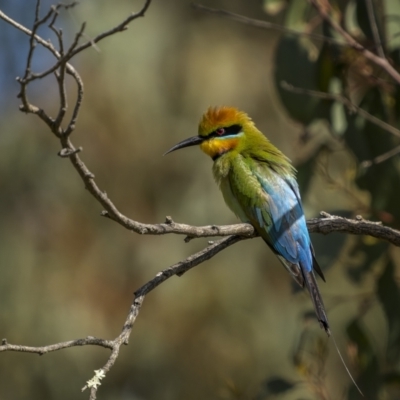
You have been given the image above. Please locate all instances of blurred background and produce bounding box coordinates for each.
[1,0,400,399]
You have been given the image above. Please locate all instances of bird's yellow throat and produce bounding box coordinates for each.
[200,137,240,159]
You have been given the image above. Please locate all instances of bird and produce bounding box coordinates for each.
[164,106,330,336]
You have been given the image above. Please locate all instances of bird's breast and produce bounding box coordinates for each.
[213,155,265,223]
[218,175,250,222]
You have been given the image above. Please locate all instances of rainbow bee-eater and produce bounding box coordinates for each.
[165,106,330,336]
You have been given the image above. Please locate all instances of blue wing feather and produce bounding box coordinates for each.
[253,169,312,272]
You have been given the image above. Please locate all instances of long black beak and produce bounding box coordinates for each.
[163,136,204,156]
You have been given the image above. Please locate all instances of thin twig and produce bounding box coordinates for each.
[309,0,400,85]
[50,11,68,131]
[17,1,56,125]
[68,0,152,59]
[26,21,85,83]
[366,0,386,59]
[64,67,84,136]
[316,156,369,213]
[0,8,74,59]
[0,337,113,354]
[192,2,345,47]
[360,144,400,168]
[281,81,400,139]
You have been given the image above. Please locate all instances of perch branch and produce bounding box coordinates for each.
[308,212,400,247]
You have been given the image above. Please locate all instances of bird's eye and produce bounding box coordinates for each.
[216,128,225,136]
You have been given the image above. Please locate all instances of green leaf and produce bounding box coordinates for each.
[382,372,400,389]
[255,376,297,400]
[384,0,400,51]
[293,324,329,372]
[263,0,287,15]
[346,236,388,283]
[263,377,296,394]
[283,0,311,30]
[274,36,319,124]
[296,143,329,198]
[316,43,342,93]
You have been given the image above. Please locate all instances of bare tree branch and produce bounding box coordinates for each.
[3,1,400,398]
[0,337,113,355]
[308,212,400,246]
[69,0,152,58]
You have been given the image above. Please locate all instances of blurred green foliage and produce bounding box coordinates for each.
[271,0,400,398]
[1,0,400,399]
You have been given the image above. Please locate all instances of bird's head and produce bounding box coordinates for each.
[164,106,256,160]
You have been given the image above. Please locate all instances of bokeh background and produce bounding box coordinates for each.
[1,0,400,399]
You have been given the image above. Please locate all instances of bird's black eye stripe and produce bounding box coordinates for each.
[210,124,242,138]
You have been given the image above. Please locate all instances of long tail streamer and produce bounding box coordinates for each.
[330,329,364,397]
